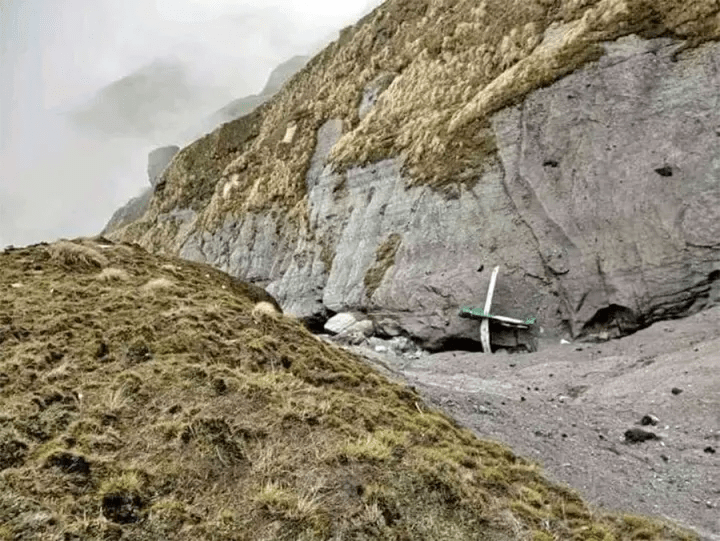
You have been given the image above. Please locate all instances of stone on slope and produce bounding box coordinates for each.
[624,428,659,444]
[324,313,359,335]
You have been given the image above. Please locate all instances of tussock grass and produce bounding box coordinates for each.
[364,233,402,298]
[46,240,108,271]
[96,267,131,282]
[111,0,720,253]
[251,301,281,319]
[140,277,175,293]
[0,238,697,540]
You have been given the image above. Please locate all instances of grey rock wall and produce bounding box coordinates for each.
[128,35,720,350]
[492,35,720,336]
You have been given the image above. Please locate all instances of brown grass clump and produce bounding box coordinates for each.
[96,268,131,282]
[140,277,175,293]
[0,238,697,540]
[252,301,281,319]
[110,0,720,252]
[46,240,108,271]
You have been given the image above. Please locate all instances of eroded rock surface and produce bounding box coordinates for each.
[108,35,720,350]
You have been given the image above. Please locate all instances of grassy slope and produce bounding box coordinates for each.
[112,0,720,250]
[0,239,696,540]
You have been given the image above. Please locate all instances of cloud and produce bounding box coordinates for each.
[0,0,382,247]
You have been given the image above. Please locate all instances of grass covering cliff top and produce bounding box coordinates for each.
[0,238,696,540]
[112,0,720,251]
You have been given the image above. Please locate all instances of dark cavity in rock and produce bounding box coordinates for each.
[581,305,641,341]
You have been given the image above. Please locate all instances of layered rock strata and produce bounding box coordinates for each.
[108,21,720,350]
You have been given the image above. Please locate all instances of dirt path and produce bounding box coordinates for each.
[347,307,720,540]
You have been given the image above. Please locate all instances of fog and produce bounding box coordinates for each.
[0,0,381,247]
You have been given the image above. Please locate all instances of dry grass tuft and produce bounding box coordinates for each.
[96,267,131,282]
[46,240,109,271]
[364,233,402,298]
[252,301,281,320]
[140,277,175,293]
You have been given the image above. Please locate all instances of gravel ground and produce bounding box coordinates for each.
[343,307,720,540]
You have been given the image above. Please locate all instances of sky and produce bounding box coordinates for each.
[0,0,381,247]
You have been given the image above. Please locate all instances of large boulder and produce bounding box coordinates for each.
[324,312,360,335]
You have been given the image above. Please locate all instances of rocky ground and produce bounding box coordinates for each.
[329,308,720,540]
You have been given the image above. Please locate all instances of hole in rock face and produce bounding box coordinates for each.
[543,160,559,168]
[655,166,673,177]
[581,305,640,341]
[433,337,485,353]
[708,270,720,306]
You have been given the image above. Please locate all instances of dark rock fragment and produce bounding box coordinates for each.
[624,428,659,444]
[640,415,659,426]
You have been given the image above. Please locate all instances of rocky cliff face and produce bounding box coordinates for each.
[107,0,720,350]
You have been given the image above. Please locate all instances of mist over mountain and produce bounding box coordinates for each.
[0,0,382,248]
[102,54,311,235]
[67,57,214,140]
[180,55,311,144]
